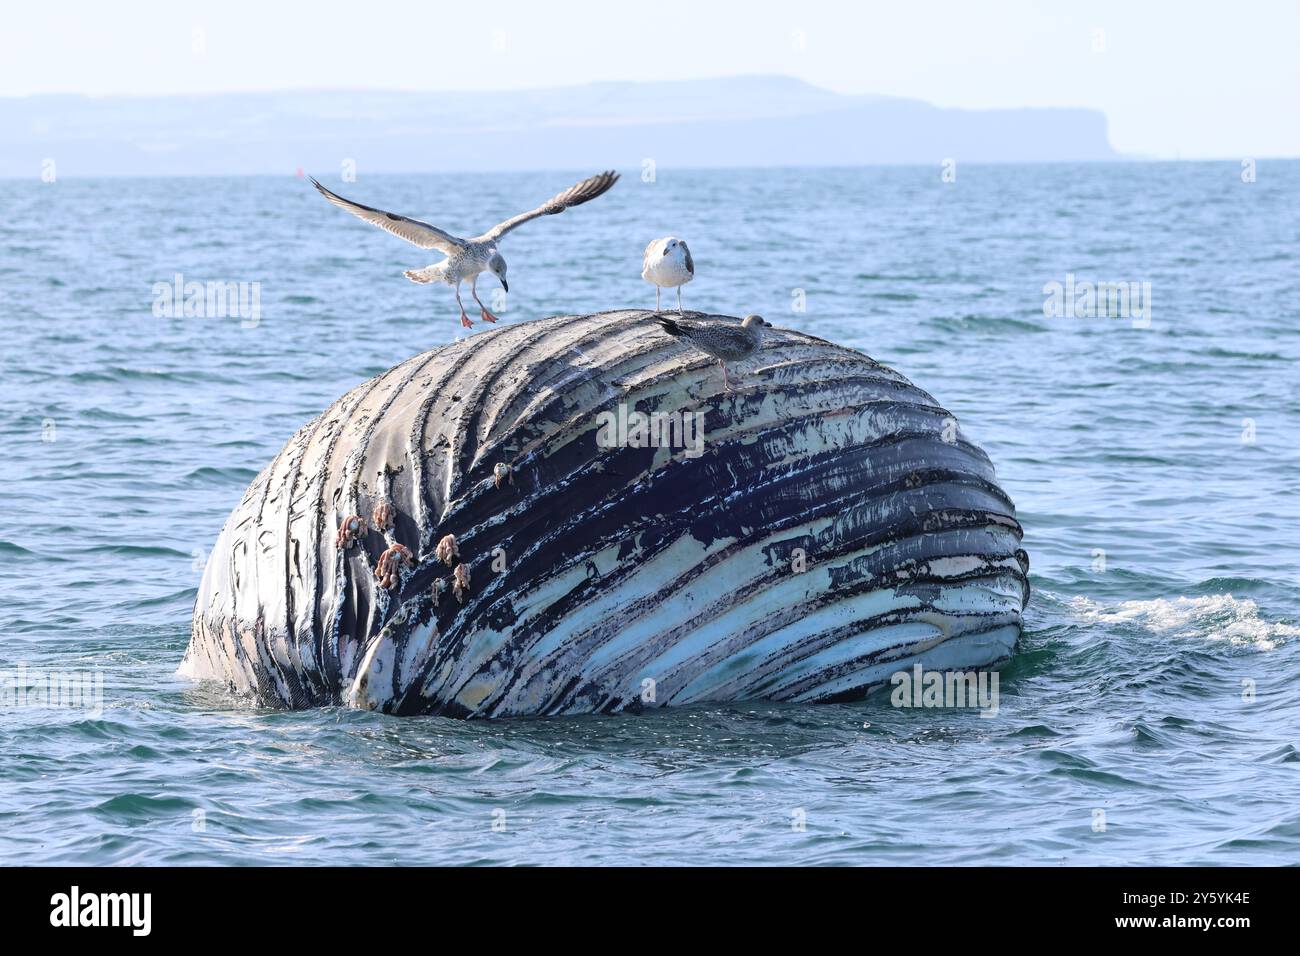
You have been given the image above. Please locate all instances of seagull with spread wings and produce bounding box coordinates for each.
[310,170,620,328]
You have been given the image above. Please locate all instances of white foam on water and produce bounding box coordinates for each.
[1071,594,1297,650]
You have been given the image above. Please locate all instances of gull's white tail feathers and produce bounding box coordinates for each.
[404,265,442,284]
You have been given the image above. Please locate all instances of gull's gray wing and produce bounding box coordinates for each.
[475,170,620,243]
[682,241,694,276]
[310,178,465,253]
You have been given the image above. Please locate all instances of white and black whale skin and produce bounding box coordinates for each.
[184,310,1030,717]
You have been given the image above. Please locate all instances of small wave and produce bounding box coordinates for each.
[82,543,192,559]
[1259,744,1300,764]
[81,406,145,422]
[931,315,1047,334]
[1192,347,1287,362]
[66,366,192,384]
[1071,594,1297,650]
[125,587,198,609]
[185,465,258,485]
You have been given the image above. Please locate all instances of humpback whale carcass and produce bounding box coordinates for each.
[184,310,1029,716]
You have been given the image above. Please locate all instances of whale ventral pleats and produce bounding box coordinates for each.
[184,310,1028,717]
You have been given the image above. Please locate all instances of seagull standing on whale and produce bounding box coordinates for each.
[656,313,771,391]
[642,237,694,314]
[310,171,620,328]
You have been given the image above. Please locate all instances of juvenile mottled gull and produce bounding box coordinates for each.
[656,313,771,391]
[311,171,620,328]
[642,237,694,314]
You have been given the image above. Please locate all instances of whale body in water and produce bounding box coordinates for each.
[184,310,1029,716]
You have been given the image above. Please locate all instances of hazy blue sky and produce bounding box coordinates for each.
[3,0,1296,159]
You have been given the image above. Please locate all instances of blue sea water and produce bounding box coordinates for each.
[1,162,1298,865]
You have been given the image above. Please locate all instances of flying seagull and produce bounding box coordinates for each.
[310,170,620,328]
[656,314,771,391]
[642,237,694,314]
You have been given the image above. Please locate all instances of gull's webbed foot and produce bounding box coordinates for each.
[459,312,474,329]
[480,308,499,324]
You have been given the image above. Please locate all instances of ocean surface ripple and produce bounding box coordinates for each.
[1,162,1297,865]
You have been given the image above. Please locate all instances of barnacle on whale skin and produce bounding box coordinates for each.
[335,515,366,549]
[452,563,471,604]
[436,533,459,567]
[375,543,413,590]
[371,498,396,533]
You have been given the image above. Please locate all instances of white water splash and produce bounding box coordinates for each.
[1072,594,1297,650]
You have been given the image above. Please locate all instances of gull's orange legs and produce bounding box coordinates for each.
[455,282,473,328]
[471,276,498,323]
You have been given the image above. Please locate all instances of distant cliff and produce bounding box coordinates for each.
[0,75,1118,178]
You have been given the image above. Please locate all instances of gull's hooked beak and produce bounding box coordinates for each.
[499,277,509,293]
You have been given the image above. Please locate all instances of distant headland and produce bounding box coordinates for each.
[0,74,1120,178]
